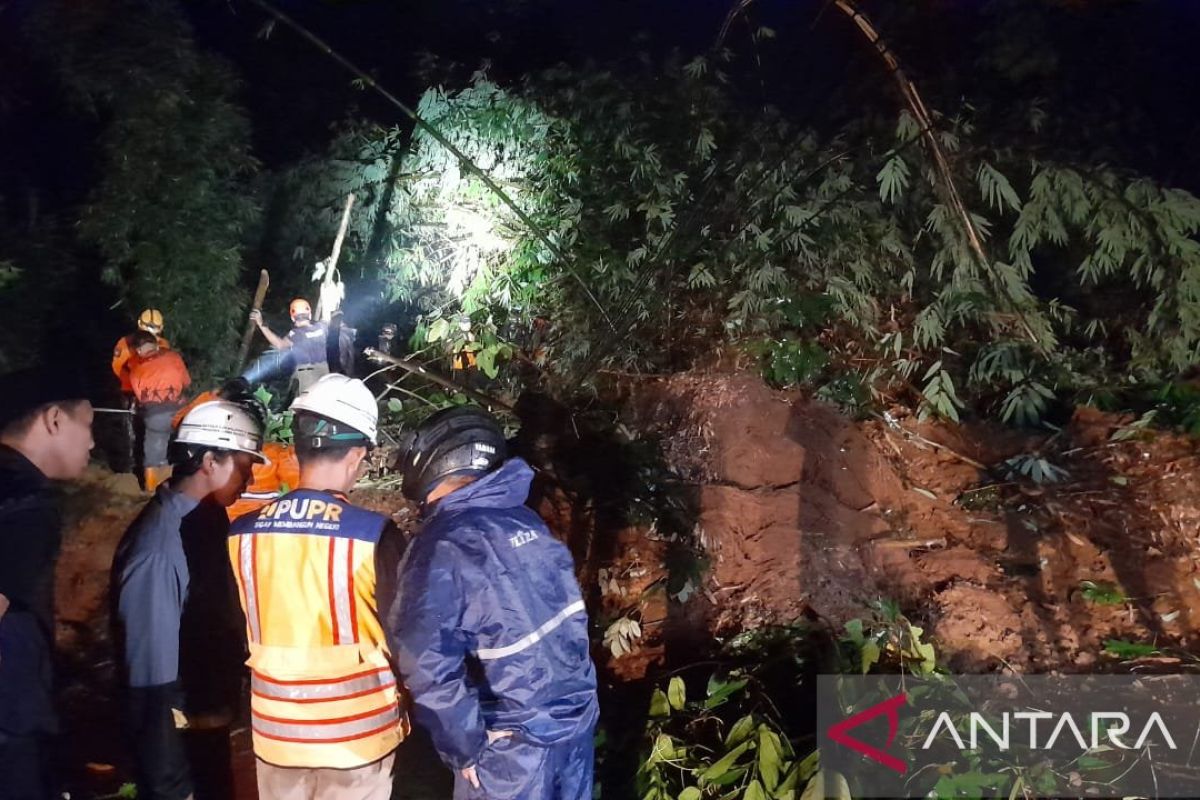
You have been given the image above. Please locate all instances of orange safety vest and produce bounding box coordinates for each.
[130,349,191,405]
[112,334,171,393]
[226,443,301,522]
[228,489,405,769]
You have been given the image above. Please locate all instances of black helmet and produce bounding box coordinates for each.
[396,406,506,502]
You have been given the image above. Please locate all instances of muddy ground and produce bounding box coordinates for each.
[50,369,1200,795]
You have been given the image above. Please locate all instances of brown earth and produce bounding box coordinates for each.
[580,371,1200,677]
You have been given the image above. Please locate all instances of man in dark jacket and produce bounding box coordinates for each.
[113,399,267,800]
[384,407,598,800]
[0,368,94,799]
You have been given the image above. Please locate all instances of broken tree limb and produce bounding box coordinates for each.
[240,0,615,332]
[363,347,513,413]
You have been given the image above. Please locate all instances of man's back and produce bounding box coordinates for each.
[130,349,191,405]
[390,459,598,748]
[286,323,329,367]
[228,488,404,770]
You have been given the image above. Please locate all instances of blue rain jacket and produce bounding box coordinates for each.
[385,458,598,772]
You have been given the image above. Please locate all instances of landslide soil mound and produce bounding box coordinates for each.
[582,371,1200,675]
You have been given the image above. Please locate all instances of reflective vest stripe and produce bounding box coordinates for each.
[253,703,399,743]
[240,535,262,643]
[255,717,398,746]
[251,667,394,703]
[474,599,587,660]
[241,490,279,500]
[329,537,355,646]
[346,539,359,635]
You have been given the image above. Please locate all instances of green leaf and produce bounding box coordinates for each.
[1080,580,1126,606]
[860,639,881,674]
[779,751,818,794]
[700,741,754,785]
[705,676,749,710]
[799,770,849,800]
[758,729,782,791]
[387,397,403,413]
[477,345,499,379]
[427,318,450,343]
[679,789,702,800]
[710,768,749,788]
[648,733,677,764]
[726,714,756,747]
[1104,639,1158,659]
[876,155,910,204]
[978,162,1023,214]
[744,780,767,800]
[668,677,687,711]
[649,688,671,718]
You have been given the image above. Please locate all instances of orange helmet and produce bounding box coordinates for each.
[289,298,312,321]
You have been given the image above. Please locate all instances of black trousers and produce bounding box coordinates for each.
[127,683,236,800]
[0,731,54,800]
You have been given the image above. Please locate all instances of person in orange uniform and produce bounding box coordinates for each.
[224,441,300,523]
[128,332,191,492]
[112,309,171,469]
[113,309,171,393]
[228,374,406,799]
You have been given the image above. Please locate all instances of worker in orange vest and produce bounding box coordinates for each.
[127,331,191,492]
[112,309,171,470]
[228,374,406,798]
[112,309,171,392]
[224,441,300,523]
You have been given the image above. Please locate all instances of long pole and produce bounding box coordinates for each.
[317,194,355,323]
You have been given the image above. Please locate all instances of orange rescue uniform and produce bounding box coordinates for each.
[112,334,171,393]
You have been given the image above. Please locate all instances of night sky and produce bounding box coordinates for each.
[3,0,1199,221]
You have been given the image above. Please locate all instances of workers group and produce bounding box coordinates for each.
[0,299,597,800]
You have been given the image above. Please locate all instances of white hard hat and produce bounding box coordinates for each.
[290,373,378,445]
[175,400,270,464]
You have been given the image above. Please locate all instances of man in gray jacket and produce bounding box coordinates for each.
[113,400,267,800]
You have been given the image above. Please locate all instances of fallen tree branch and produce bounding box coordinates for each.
[363,347,513,413]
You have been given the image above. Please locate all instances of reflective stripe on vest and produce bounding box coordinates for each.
[474,599,587,660]
[252,666,395,704]
[240,535,262,643]
[253,702,400,744]
[329,536,357,645]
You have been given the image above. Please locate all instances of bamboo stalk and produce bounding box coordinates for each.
[830,0,1045,352]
